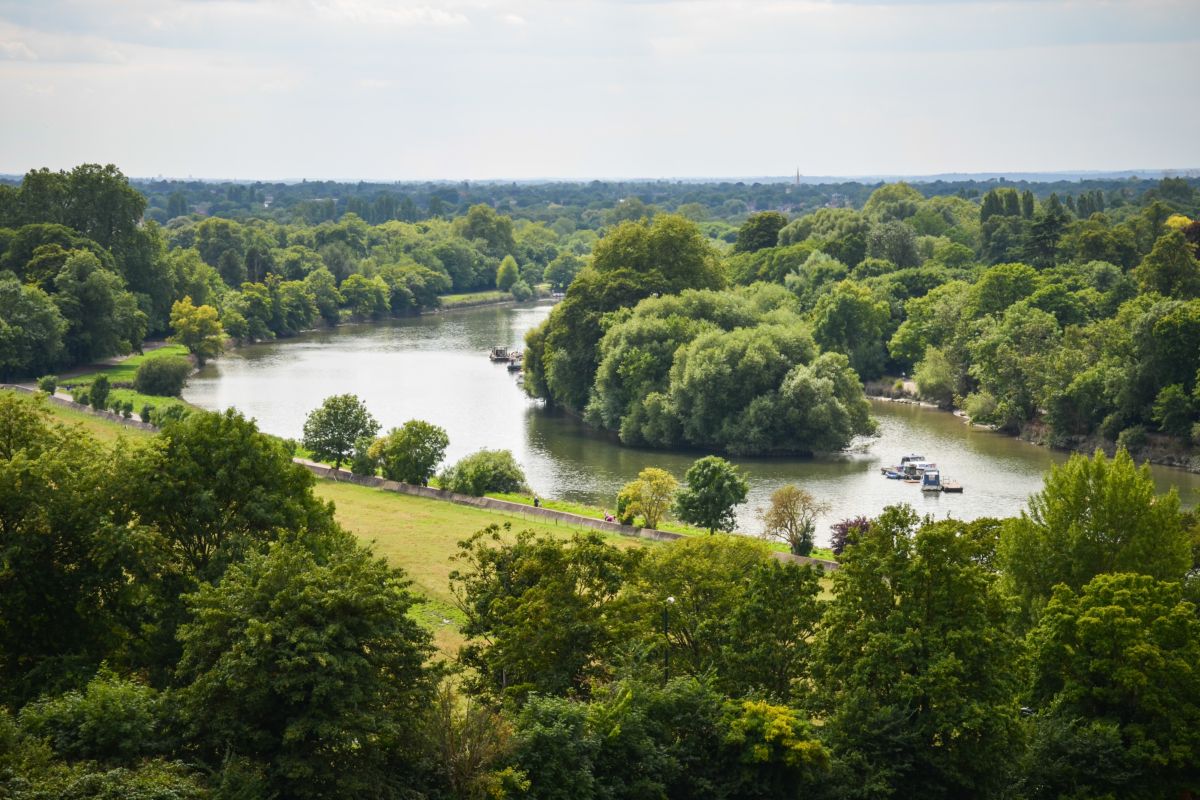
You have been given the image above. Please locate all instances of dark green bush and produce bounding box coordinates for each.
[89,376,110,411]
[133,356,193,397]
[438,449,528,496]
[140,404,153,423]
[37,375,57,394]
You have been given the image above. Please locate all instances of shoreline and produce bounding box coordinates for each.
[866,393,1200,477]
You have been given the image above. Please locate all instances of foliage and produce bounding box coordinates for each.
[89,374,110,411]
[913,345,956,405]
[176,534,434,800]
[615,467,678,529]
[674,456,748,534]
[758,484,828,556]
[450,526,634,702]
[828,515,870,556]
[734,211,788,253]
[999,448,1190,619]
[36,374,57,393]
[168,297,224,366]
[301,393,380,470]
[368,419,449,486]
[439,449,528,496]
[813,507,1023,799]
[509,278,533,301]
[1025,573,1200,799]
[496,255,520,290]
[132,356,192,397]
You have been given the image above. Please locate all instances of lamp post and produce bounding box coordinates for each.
[663,596,675,684]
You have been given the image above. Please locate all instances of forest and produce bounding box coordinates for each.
[0,390,1197,799]
[4,163,1198,460]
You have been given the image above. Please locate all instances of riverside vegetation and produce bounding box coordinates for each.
[1,389,1198,799]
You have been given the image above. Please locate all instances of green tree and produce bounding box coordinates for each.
[338,273,389,319]
[810,280,891,379]
[368,419,449,486]
[674,456,748,534]
[999,449,1190,619]
[133,355,192,396]
[544,252,583,290]
[168,296,224,366]
[0,270,67,377]
[866,220,921,268]
[456,204,517,258]
[1134,228,1200,298]
[496,255,520,290]
[88,374,110,411]
[439,449,528,496]
[302,394,380,470]
[52,250,147,365]
[912,345,956,406]
[812,508,1023,799]
[1024,573,1200,799]
[1152,383,1194,437]
[757,484,828,556]
[451,527,633,701]
[177,534,434,800]
[616,467,678,529]
[303,266,343,326]
[733,211,788,253]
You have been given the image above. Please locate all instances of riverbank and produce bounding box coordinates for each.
[865,378,1200,476]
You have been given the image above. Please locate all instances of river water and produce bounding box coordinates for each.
[185,300,1200,544]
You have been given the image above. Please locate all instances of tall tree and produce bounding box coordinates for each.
[302,394,380,470]
[168,296,224,366]
[674,456,748,534]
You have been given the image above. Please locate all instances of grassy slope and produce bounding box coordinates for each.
[61,345,194,417]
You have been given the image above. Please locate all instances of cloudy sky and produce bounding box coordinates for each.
[1,0,1197,180]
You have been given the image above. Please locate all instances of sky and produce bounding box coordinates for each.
[1,0,1198,181]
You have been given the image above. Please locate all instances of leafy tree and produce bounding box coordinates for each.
[810,280,891,379]
[674,456,748,534]
[812,507,1023,799]
[456,204,516,258]
[866,220,921,268]
[913,345,956,406]
[302,393,380,470]
[133,355,192,396]
[177,534,434,800]
[339,273,389,319]
[368,419,449,486]
[510,278,533,301]
[303,266,343,325]
[1024,573,1200,799]
[733,211,788,253]
[0,270,67,377]
[544,252,582,290]
[828,516,870,556]
[88,374,110,411]
[616,467,678,529]
[52,250,147,365]
[439,449,528,496]
[999,448,1190,619]
[1134,228,1200,298]
[862,182,923,222]
[1152,383,1194,437]
[451,527,633,701]
[496,255,520,290]
[758,484,828,556]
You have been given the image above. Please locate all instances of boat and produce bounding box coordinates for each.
[881,454,936,476]
[921,469,942,492]
[941,480,963,493]
[884,469,905,479]
[506,357,522,372]
[489,345,516,362]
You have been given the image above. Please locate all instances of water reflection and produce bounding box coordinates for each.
[185,300,1200,545]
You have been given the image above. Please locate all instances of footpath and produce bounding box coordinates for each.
[1,384,840,571]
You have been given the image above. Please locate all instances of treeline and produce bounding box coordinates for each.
[2,390,1197,799]
[0,165,588,379]
[524,177,1200,455]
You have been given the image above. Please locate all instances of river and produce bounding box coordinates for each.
[184,300,1200,545]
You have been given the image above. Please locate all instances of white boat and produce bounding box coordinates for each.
[921,470,942,492]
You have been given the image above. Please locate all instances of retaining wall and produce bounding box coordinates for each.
[0,384,158,432]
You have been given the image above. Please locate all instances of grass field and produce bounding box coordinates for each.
[13,392,155,444]
[440,290,510,308]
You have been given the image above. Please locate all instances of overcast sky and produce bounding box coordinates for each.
[1,0,1197,181]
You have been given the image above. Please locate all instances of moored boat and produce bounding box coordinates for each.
[921,469,942,492]
[941,480,963,493]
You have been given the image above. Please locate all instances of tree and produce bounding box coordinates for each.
[733,211,788,253]
[913,345,956,406]
[1152,383,1194,437]
[302,394,380,470]
[177,534,434,800]
[52,250,146,365]
[810,280,891,379]
[1134,228,1200,298]
[368,419,449,486]
[456,203,516,258]
[133,355,192,396]
[1024,573,1200,799]
[999,448,1190,619]
[0,270,67,378]
[496,255,520,290]
[758,484,828,556]
[544,252,582,290]
[866,220,921,268]
[303,266,343,326]
[439,449,528,496]
[450,527,632,701]
[88,374,110,411]
[338,273,389,319]
[616,467,678,529]
[674,456,748,534]
[168,296,225,366]
[812,507,1023,798]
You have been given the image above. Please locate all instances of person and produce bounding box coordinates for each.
[533,495,540,508]
[604,511,614,523]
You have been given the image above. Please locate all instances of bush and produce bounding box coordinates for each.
[439,449,528,496]
[71,386,89,406]
[369,420,450,486]
[122,401,133,419]
[140,404,153,423]
[350,436,379,477]
[509,279,533,302]
[1194,422,1200,447]
[962,390,997,424]
[1116,425,1147,452]
[89,376,110,411]
[150,404,191,427]
[133,356,193,397]
[37,375,57,394]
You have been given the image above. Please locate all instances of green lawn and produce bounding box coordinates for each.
[440,290,510,308]
[11,391,154,444]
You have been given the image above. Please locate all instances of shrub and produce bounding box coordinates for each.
[350,436,379,477]
[71,386,89,406]
[122,401,133,419]
[140,404,153,423]
[829,516,871,556]
[369,420,450,486]
[439,449,528,496]
[89,376,110,411]
[133,356,193,397]
[36,375,57,394]
[150,404,191,427]
[962,390,997,424]
[509,279,533,302]
[1116,425,1147,452]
